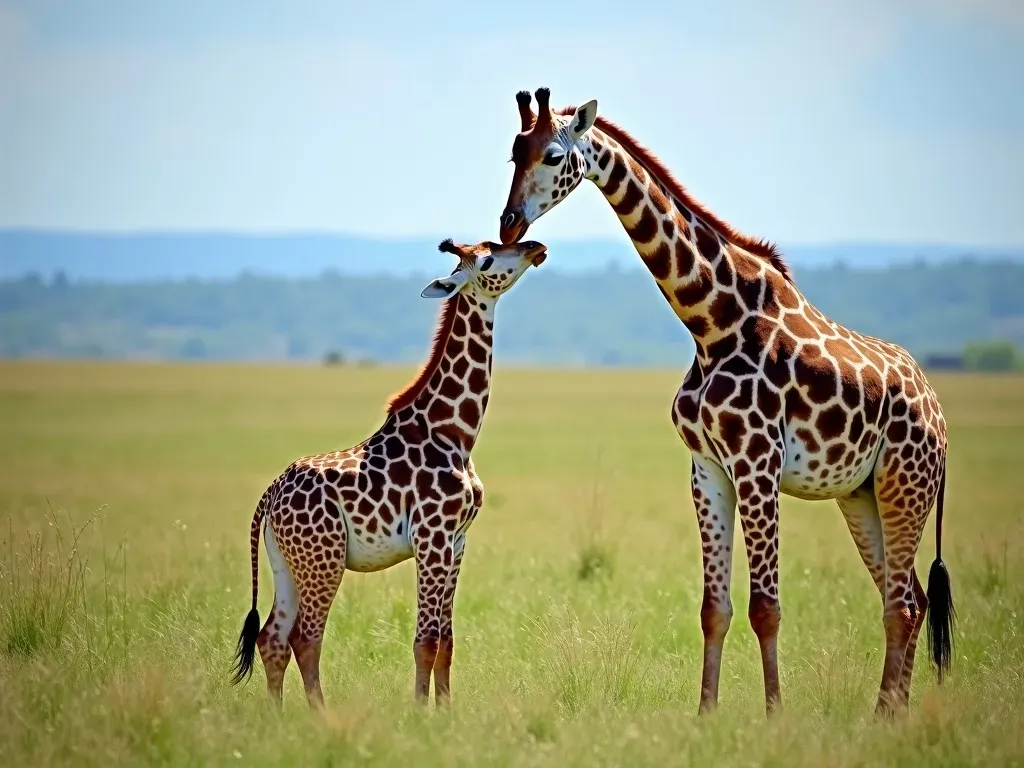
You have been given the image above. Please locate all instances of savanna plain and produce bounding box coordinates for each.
[1,361,1022,767]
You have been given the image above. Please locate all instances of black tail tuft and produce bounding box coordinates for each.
[926,464,955,684]
[230,607,261,685]
[926,557,956,683]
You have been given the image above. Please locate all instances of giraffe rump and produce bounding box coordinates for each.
[554,106,792,283]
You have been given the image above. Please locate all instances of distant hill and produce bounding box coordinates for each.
[1,257,1022,367]
[2,230,1022,281]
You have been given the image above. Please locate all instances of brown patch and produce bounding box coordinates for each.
[612,179,644,216]
[748,434,771,459]
[887,420,908,443]
[784,311,817,340]
[673,263,713,305]
[680,425,703,450]
[452,314,467,338]
[695,225,720,262]
[427,399,454,423]
[735,274,766,312]
[629,206,659,244]
[601,160,627,196]
[555,107,792,282]
[861,366,885,423]
[439,377,461,399]
[387,296,462,413]
[786,388,813,422]
[708,291,745,330]
[718,411,747,453]
[466,367,487,393]
[796,427,820,453]
[794,354,839,404]
[756,381,782,420]
[687,317,710,338]
[730,379,754,410]
[776,282,801,310]
[704,376,736,407]
[649,184,670,215]
[826,444,846,464]
[816,404,848,440]
[848,412,865,443]
[840,375,861,409]
[714,255,735,288]
[467,338,488,364]
[458,398,480,427]
[645,241,673,281]
[706,334,737,361]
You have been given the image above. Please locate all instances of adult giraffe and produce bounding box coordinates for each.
[497,87,955,717]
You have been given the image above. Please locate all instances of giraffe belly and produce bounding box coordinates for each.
[343,522,413,573]
[780,446,877,501]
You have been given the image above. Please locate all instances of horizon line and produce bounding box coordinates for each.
[2,227,1023,252]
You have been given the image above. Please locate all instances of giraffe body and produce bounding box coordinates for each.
[498,88,955,717]
[231,238,548,709]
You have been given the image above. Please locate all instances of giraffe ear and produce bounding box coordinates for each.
[420,270,470,299]
[568,99,598,142]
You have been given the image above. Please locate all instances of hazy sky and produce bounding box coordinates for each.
[1,0,1022,246]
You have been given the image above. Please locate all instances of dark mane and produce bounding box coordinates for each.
[386,295,460,414]
[556,106,793,283]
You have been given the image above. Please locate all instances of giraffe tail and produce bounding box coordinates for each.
[926,464,956,684]
[230,486,271,685]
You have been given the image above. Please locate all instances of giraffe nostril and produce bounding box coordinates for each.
[502,212,517,229]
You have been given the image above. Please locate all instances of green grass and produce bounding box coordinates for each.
[1,361,1023,766]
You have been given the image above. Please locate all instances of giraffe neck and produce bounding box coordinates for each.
[582,126,782,368]
[391,292,495,455]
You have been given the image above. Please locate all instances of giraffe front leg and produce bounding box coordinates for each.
[691,456,738,715]
[727,443,785,716]
[411,522,451,704]
[433,535,465,707]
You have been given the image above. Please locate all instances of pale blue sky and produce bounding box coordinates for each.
[1,0,1022,246]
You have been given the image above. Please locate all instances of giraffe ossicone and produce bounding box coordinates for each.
[230,237,547,710]
[499,87,956,718]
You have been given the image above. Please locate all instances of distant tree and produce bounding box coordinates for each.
[180,337,208,360]
[962,340,1022,372]
[923,353,964,371]
[323,350,346,366]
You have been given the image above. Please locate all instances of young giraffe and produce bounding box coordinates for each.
[497,88,956,717]
[230,237,549,709]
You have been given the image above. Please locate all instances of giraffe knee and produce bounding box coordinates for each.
[882,607,915,647]
[700,587,733,641]
[748,593,781,640]
[434,636,453,667]
[414,634,440,668]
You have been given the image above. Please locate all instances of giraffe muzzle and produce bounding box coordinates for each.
[499,210,527,245]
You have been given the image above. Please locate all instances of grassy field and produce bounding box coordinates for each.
[1,361,1022,767]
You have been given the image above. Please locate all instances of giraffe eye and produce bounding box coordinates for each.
[478,256,493,272]
[542,146,565,166]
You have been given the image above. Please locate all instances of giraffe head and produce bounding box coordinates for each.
[499,87,598,245]
[420,239,547,300]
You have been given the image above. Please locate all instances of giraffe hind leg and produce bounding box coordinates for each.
[872,442,934,717]
[283,529,346,712]
[897,569,928,705]
[257,523,299,707]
